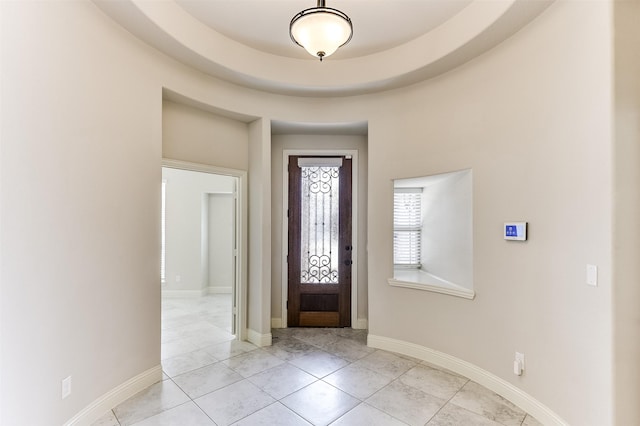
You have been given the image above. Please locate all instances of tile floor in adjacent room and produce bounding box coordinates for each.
[93,295,543,426]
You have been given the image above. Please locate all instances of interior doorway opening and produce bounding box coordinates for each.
[161,160,248,351]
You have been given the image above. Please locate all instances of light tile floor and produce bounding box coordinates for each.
[93,295,543,426]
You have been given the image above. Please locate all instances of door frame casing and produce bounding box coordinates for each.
[162,158,248,341]
[281,149,359,329]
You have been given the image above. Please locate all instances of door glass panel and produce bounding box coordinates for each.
[300,166,340,284]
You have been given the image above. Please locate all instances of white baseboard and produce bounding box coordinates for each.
[354,318,368,330]
[247,328,272,347]
[162,289,206,298]
[208,286,232,294]
[367,334,568,426]
[271,318,283,329]
[63,365,163,426]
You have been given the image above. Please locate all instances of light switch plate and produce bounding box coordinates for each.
[586,264,598,286]
[62,376,72,399]
[504,222,527,241]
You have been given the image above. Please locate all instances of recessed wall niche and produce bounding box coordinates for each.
[390,169,474,299]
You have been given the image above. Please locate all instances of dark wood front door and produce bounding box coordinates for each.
[287,156,352,327]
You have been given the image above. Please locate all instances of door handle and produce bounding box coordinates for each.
[344,260,353,265]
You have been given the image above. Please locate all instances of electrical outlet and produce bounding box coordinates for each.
[61,376,72,399]
[515,352,525,370]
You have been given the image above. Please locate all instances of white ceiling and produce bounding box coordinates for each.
[94,0,553,96]
[174,0,472,60]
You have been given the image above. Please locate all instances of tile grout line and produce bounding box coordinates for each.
[147,298,536,426]
[162,358,220,425]
[111,409,122,426]
[422,377,471,425]
[178,329,420,425]
[267,334,372,425]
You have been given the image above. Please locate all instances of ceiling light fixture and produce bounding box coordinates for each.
[290,0,353,61]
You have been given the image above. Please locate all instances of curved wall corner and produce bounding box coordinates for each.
[63,367,162,426]
[368,335,568,426]
[2,1,622,425]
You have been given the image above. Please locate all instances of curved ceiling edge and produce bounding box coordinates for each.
[94,0,552,97]
[162,88,259,124]
[271,120,368,136]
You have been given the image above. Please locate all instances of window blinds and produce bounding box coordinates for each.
[393,188,422,267]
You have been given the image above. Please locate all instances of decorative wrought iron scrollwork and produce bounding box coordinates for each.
[302,167,339,194]
[300,165,340,284]
[301,254,339,283]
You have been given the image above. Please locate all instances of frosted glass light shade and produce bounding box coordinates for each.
[290,6,352,60]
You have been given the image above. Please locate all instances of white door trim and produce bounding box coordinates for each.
[162,158,248,341]
[281,149,359,329]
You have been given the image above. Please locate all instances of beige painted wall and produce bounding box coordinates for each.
[208,194,235,292]
[1,2,164,424]
[161,167,235,293]
[365,4,613,424]
[613,1,640,424]
[162,100,249,170]
[247,119,272,339]
[271,134,368,326]
[1,1,636,425]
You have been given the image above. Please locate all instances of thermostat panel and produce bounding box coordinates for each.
[504,222,527,241]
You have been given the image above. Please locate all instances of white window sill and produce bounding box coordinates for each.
[388,269,475,300]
